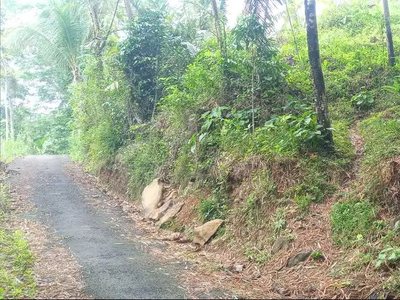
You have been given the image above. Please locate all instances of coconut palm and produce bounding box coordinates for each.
[4,0,90,83]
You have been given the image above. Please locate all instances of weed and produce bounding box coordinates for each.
[360,116,400,166]
[311,250,324,260]
[294,195,312,213]
[383,271,400,294]
[351,252,373,271]
[159,219,185,232]
[0,185,10,220]
[372,220,388,230]
[272,208,287,236]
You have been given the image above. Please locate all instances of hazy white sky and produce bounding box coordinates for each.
[168,0,245,27]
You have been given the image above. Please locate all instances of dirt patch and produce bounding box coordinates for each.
[98,159,130,198]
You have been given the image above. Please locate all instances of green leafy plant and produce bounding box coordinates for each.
[383,76,400,94]
[375,247,400,268]
[311,250,324,260]
[351,90,375,110]
[272,208,287,236]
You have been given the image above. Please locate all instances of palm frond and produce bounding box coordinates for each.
[3,0,89,75]
[244,0,282,26]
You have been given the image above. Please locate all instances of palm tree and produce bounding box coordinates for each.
[382,0,395,66]
[4,1,90,83]
[304,0,333,149]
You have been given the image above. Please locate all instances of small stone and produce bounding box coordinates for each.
[271,237,290,254]
[233,264,244,272]
[193,219,224,246]
[287,251,312,267]
[221,262,231,270]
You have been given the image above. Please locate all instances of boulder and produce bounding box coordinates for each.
[156,202,184,227]
[148,199,172,221]
[141,178,163,218]
[193,219,224,246]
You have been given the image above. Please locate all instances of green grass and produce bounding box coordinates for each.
[360,113,400,166]
[0,184,36,299]
[331,200,376,247]
[0,230,35,299]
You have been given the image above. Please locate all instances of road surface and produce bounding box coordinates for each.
[8,155,185,299]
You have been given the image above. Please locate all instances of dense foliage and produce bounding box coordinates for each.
[2,0,400,296]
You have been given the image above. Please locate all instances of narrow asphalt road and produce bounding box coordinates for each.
[8,155,185,299]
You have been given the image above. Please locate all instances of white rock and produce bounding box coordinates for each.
[141,178,163,219]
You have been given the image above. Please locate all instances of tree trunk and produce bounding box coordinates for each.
[8,96,14,141]
[305,0,333,149]
[383,0,395,66]
[4,81,9,141]
[124,0,134,21]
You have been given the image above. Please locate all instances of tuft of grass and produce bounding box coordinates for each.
[331,200,376,247]
[272,207,287,236]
